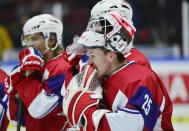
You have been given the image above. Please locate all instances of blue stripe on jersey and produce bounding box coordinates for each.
[47,74,66,96]
[118,107,141,114]
[127,86,159,131]
[11,64,20,72]
[0,84,7,109]
[0,83,4,97]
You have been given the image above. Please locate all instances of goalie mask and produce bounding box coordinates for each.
[22,14,63,51]
[85,11,136,54]
[91,0,133,21]
[76,30,130,54]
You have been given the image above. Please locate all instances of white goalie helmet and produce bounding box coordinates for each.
[22,14,63,51]
[91,0,133,21]
[85,11,136,54]
[66,31,105,55]
[76,29,131,54]
[77,30,106,48]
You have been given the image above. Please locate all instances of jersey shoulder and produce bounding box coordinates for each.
[45,53,73,77]
[125,48,151,69]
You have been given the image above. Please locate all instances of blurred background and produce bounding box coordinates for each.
[0,0,189,130]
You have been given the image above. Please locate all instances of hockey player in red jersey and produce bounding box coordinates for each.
[62,11,174,131]
[3,14,81,131]
[0,68,9,131]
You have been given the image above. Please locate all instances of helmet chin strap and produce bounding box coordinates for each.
[44,32,59,52]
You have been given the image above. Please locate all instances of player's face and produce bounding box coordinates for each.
[87,48,111,79]
[22,33,46,55]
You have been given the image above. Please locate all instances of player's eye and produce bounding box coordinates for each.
[31,35,44,41]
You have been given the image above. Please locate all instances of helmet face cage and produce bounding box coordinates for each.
[86,11,136,54]
[87,17,113,35]
[86,18,128,53]
[22,14,63,51]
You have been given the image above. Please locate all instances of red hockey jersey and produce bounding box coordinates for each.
[8,51,76,131]
[125,48,151,69]
[97,62,174,131]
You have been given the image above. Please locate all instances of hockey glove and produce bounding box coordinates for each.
[78,64,98,90]
[61,64,98,102]
[63,50,82,67]
[19,47,44,75]
[63,82,109,131]
[4,65,24,95]
[63,65,109,131]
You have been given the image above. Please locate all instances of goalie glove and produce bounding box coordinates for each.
[63,65,109,131]
[19,47,44,75]
[66,36,87,55]
[63,50,81,67]
[78,64,98,90]
[61,65,100,112]
[63,83,109,131]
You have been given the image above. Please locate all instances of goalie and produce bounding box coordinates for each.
[62,11,174,131]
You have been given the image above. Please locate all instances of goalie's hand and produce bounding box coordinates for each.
[19,47,44,75]
[63,50,81,66]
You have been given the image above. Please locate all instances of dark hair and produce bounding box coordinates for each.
[116,52,126,63]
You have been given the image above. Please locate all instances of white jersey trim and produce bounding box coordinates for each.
[105,109,144,131]
[28,89,59,118]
